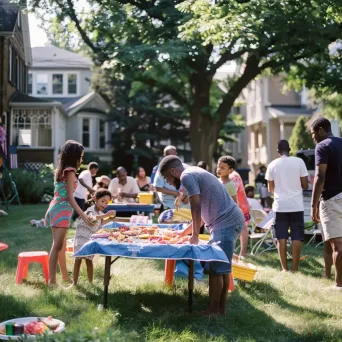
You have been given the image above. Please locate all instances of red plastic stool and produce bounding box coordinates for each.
[0,243,8,252]
[16,251,49,284]
[228,273,235,292]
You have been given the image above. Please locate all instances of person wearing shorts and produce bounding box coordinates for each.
[265,140,308,272]
[311,117,342,290]
[158,156,244,315]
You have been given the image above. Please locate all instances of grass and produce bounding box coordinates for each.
[1,204,342,341]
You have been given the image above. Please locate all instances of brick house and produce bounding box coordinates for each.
[0,0,32,165]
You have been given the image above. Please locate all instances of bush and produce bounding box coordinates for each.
[3,164,54,204]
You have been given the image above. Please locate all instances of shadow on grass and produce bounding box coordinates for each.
[77,282,315,341]
[251,246,325,279]
[0,294,32,321]
[243,281,334,320]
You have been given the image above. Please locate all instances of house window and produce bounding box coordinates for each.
[8,45,12,82]
[16,56,20,87]
[11,109,52,147]
[68,74,77,94]
[28,73,32,94]
[99,119,105,149]
[82,118,90,148]
[52,74,63,94]
[37,74,48,95]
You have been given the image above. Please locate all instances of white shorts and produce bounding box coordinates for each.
[319,193,342,241]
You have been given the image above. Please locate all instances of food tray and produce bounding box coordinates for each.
[232,262,257,282]
[0,317,65,340]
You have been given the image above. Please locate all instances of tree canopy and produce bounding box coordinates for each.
[30,0,342,166]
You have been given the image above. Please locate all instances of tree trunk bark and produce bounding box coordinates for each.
[190,117,219,171]
[189,74,222,170]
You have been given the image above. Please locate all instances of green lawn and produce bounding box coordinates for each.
[1,204,342,341]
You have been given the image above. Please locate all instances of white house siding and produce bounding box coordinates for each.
[52,108,66,165]
[72,112,111,161]
[66,115,80,143]
[28,69,91,98]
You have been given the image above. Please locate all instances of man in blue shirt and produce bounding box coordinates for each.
[151,145,177,184]
[311,117,342,290]
[153,146,189,209]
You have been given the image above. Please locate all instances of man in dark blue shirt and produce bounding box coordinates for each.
[311,117,342,290]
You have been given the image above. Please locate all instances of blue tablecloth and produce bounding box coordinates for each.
[74,239,229,263]
[74,223,227,263]
[104,204,155,214]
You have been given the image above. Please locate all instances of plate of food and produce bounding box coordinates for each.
[0,317,65,340]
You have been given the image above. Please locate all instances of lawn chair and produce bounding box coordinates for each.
[250,211,277,255]
[304,221,321,246]
[5,173,21,206]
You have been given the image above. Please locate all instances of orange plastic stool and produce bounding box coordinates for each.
[164,259,176,287]
[0,243,8,252]
[228,273,235,292]
[16,251,49,284]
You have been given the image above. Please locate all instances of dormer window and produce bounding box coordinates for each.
[37,74,48,95]
[52,74,63,94]
[68,74,77,94]
[28,73,32,94]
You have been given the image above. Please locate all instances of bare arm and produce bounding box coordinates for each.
[300,176,309,190]
[267,180,275,194]
[121,192,138,199]
[231,194,238,203]
[311,164,327,210]
[66,173,94,225]
[79,178,95,194]
[156,187,179,197]
[187,195,203,244]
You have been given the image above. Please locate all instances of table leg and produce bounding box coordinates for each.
[164,259,176,287]
[103,256,112,309]
[188,259,194,313]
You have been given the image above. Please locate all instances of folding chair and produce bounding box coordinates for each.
[250,211,277,256]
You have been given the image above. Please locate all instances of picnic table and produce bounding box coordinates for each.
[104,203,155,216]
[74,222,229,313]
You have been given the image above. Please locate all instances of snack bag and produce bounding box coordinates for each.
[158,208,192,223]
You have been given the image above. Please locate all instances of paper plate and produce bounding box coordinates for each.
[0,317,65,340]
[91,233,110,239]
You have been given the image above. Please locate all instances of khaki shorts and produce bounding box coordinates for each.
[319,193,342,241]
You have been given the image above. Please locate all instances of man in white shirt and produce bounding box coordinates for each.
[73,162,99,219]
[265,140,309,272]
[108,167,140,203]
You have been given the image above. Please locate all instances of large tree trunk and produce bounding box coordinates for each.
[189,74,224,170]
[190,116,219,170]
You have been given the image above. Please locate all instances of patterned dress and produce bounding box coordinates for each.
[74,205,103,260]
[45,167,78,228]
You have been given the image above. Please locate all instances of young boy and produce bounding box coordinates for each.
[72,189,116,285]
[159,155,244,315]
[217,158,238,203]
[245,185,264,211]
[218,156,251,257]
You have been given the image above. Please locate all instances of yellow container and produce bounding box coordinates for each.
[137,192,154,204]
[232,261,257,282]
[199,234,210,241]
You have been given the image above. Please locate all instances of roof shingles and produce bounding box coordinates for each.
[0,0,19,32]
